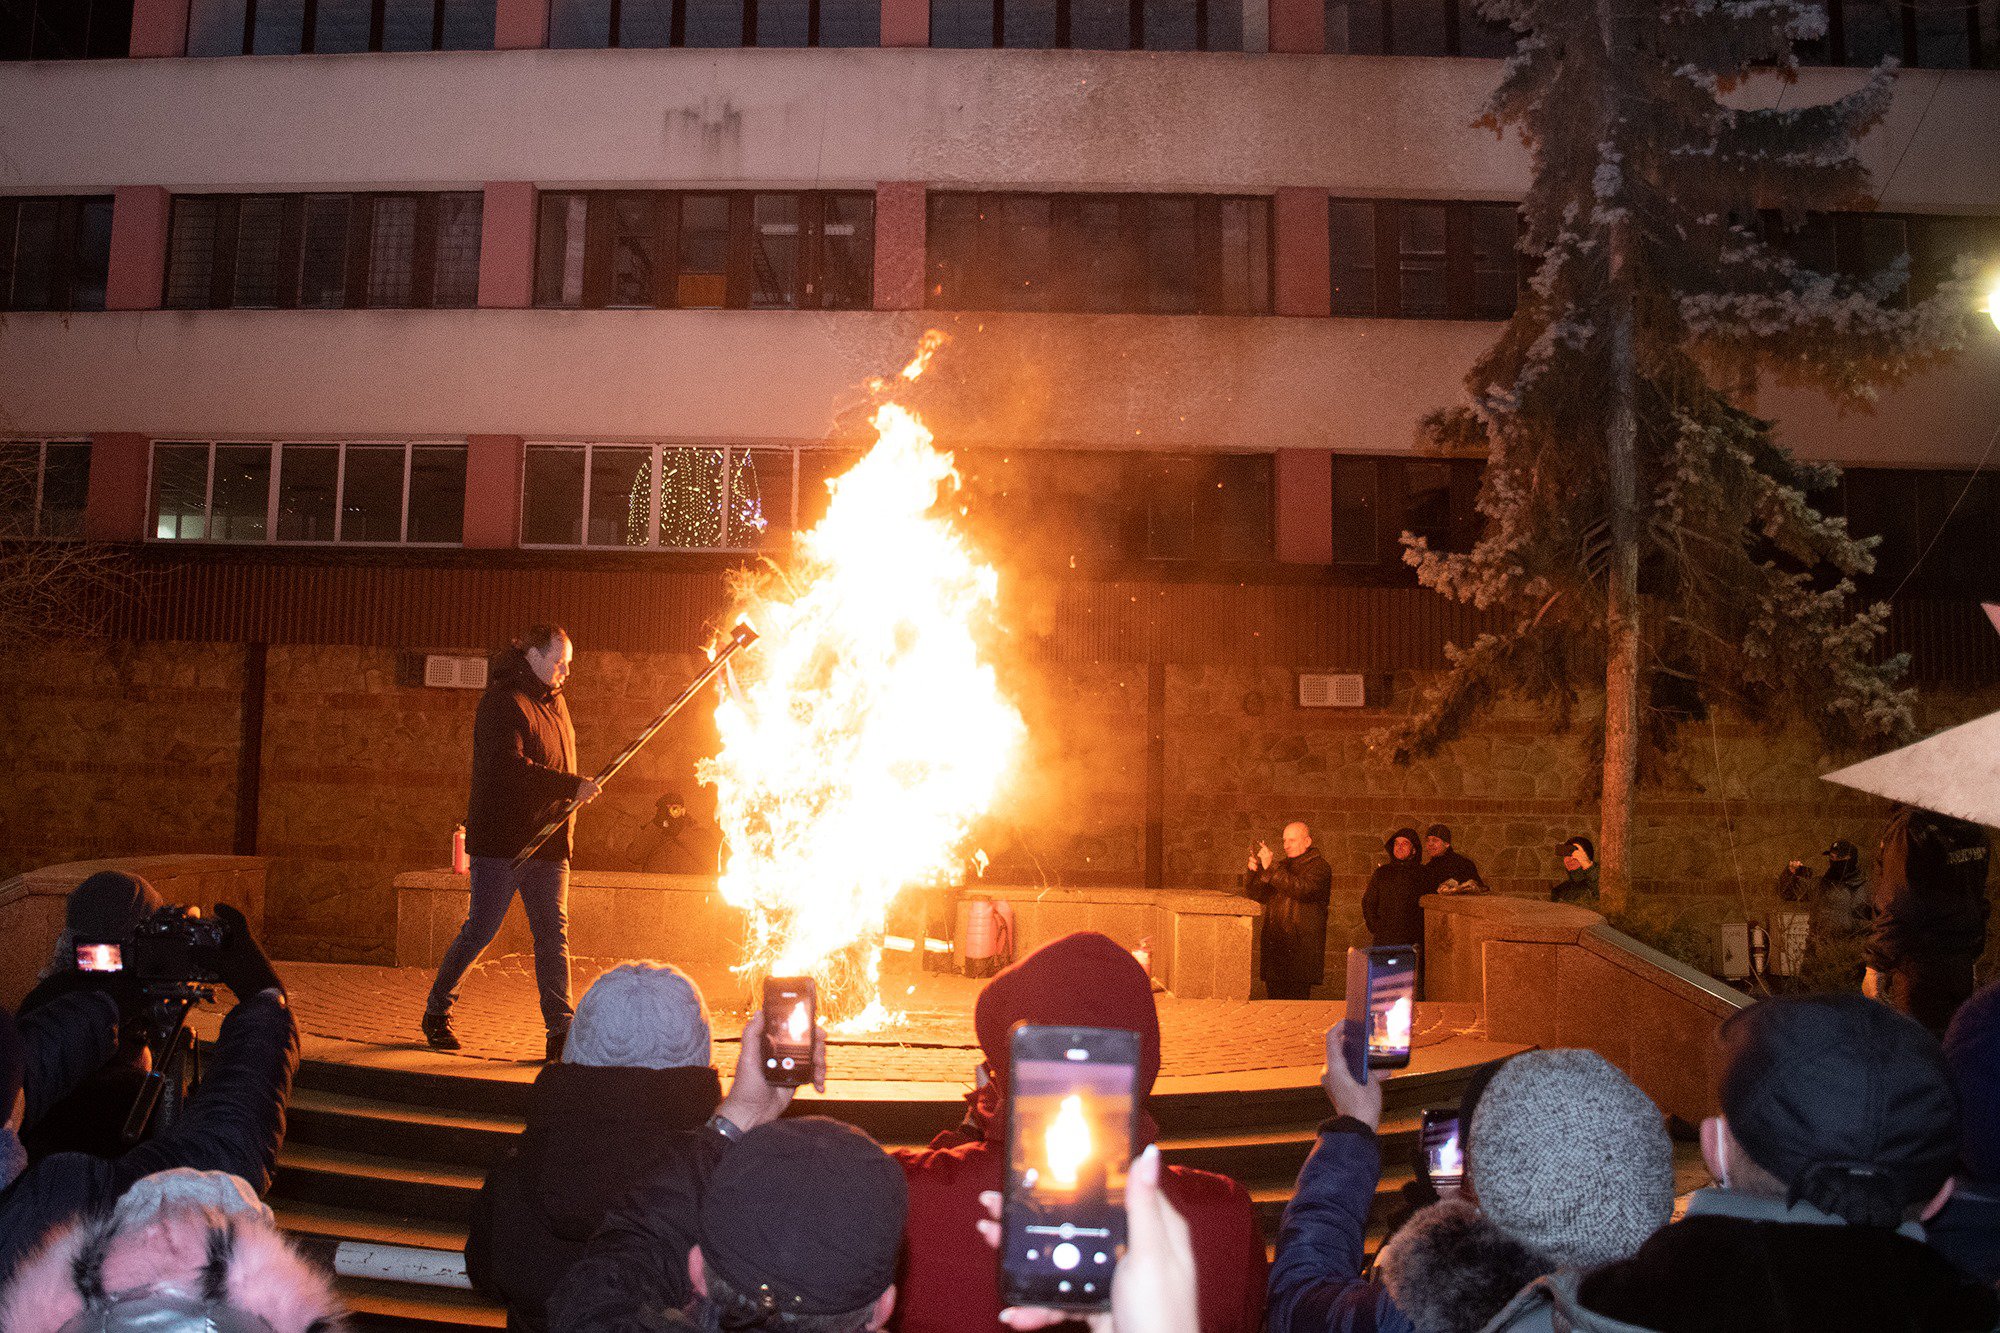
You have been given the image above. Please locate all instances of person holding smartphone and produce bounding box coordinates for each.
[1265,1022,1674,1333]
[1242,822,1334,1001]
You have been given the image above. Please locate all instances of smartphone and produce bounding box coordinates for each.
[1421,1108,1464,1198]
[760,977,816,1088]
[1343,946,1417,1083]
[1001,1024,1141,1312]
[76,942,123,973]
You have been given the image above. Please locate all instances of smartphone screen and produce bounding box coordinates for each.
[1421,1108,1464,1197]
[76,943,123,973]
[761,977,815,1088]
[1344,947,1417,1081]
[1001,1025,1140,1311]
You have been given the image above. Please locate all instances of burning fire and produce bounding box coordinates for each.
[783,998,811,1044]
[1380,994,1413,1052]
[1046,1094,1093,1190]
[699,334,1024,1023]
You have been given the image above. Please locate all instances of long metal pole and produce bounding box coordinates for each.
[510,621,759,869]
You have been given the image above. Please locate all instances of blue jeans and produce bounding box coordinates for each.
[425,856,573,1032]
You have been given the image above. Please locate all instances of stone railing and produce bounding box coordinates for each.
[0,855,269,1009]
[394,872,1261,1000]
[1424,892,1750,1124]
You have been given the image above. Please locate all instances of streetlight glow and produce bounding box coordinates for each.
[1987,279,2000,335]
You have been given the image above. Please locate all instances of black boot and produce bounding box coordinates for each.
[421,1012,461,1051]
[544,1026,568,1063]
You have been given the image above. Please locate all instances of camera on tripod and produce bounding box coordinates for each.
[74,903,226,1001]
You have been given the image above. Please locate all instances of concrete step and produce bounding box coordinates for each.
[273,1143,484,1224]
[339,1275,506,1331]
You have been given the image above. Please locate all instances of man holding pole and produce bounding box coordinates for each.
[424,625,601,1061]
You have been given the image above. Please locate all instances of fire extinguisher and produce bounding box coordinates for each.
[452,825,469,876]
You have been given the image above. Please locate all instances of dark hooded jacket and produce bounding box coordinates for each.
[467,646,586,863]
[467,1061,722,1333]
[889,932,1267,1333]
[1420,847,1487,896]
[0,991,299,1277]
[1244,845,1334,992]
[1363,829,1429,951]
[1865,808,1991,1035]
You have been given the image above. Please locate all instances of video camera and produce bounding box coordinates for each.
[75,902,226,1003]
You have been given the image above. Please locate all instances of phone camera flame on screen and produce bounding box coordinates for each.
[785,999,810,1043]
[1046,1094,1093,1190]
[1376,993,1414,1054]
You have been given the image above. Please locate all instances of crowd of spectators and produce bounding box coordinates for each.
[2,870,1997,1333]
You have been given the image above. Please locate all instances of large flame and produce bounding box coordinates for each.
[699,336,1024,1022]
[1046,1094,1094,1190]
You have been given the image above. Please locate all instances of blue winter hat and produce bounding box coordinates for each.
[1944,980,2000,1184]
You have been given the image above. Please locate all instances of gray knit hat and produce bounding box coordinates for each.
[564,962,711,1070]
[1468,1049,1674,1269]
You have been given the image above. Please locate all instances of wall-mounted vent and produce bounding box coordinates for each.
[424,654,489,690]
[1298,673,1366,708]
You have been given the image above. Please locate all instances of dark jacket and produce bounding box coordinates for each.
[626,817,718,876]
[14,990,119,1132]
[1552,863,1600,908]
[1926,1181,2000,1287]
[1491,1188,2000,1333]
[0,991,300,1276]
[1866,808,1991,1035]
[1776,861,1871,943]
[545,1124,730,1333]
[1420,848,1487,896]
[15,972,150,1161]
[468,648,585,863]
[467,1062,722,1333]
[1245,846,1335,991]
[1363,830,1428,950]
[1267,1120,1551,1333]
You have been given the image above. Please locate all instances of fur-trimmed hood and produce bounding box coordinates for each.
[0,1203,346,1333]
[1376,1200,1553,1333]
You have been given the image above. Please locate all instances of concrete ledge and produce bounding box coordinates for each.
[0,855,269,1009]
[1423,892,1604,1003]
[393,872,1259,1000]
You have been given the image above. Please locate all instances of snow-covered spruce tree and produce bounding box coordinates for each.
[1369,0,1972,913]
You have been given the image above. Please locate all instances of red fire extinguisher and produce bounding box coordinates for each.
[451,824,469,876]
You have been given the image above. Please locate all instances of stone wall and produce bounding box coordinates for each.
[1,640,1994,972]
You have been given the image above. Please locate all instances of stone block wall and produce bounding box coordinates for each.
[3,640,1994,975]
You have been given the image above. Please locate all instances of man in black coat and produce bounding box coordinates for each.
[1244,822,1334,1000]
[1864,805,1991,1037]
[425,625,602,1060]
[1363,828,1429,992]
[0,905,298,1276]
[1417,824,1487,896]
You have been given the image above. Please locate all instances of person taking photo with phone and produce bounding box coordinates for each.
[1243,822,1334,1001]
[1266,1022,1675,1333]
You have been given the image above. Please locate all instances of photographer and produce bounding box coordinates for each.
[0,900,299,1275]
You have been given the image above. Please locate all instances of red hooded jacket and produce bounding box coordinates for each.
[891,932,1267,1333]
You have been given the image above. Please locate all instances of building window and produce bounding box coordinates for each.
[163,193,483,310]
[0,196,113,312]
[548,0,877,45]
[1835,468,2000,599]
[1323,0,1513,55]
[1764,210,2000,308]
[186,0,496,53]
[927,192,1270,316]
[521,441,805,551]
[1327,198,1520,320]
[0,0,135,58]
[1796,0,1996,69]
[149,441,466,543]
[0,440,91,538]
[533,191,874,310]
[929,0,1238,47]
[1330,455,1482,568]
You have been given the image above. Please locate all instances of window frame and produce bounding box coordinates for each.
[0,438,93,539]
[145,439,469,546]
[519,440,821,552]
[162,191,483,311]
[546,0,880,46]
[183,0,497,55]
[924,190,1273,316]
[1327,197,1522,321]
[531,190,875,312]
[928,0,1237,48]
[1802,0,1991,70]
[0,0,135,59]
[1322,0,1515,56]
[0,195,114,313]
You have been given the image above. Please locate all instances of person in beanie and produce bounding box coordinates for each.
[1363,829,1429,987]
[892,932,1266,1333]
[1418,825,1487,896]
[1928,978,2000,1283]
[468,964,723,1332]
[1243,822,1334,1000]
[0,904,299,1277]
[0,1169,345,1333]
[1774,839,1872,988]
[1269,1028,1673,1333]
[627,792,719,875]
[1488,994,1997,1333]
[1863,805,1991,1036]
[425,624,603,1061]
[1551,837,1599,908]
[547,1005,830,1333]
